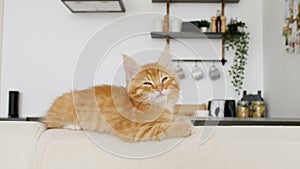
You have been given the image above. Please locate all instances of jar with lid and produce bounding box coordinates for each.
[252,101,266,118]
[237,101,250,118]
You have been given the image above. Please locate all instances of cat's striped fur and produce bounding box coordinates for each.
[44,54,192,142]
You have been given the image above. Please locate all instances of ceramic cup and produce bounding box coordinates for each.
[191,65,204,81]
[174,64,185,79]
[171,18,182,32]
[208,99,226,117]
[209,64,221,80]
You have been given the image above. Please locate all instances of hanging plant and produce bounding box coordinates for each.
[224,19,250,95]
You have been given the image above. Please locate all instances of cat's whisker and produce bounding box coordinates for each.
[141,101,150,111]
[133,95,150,108]
[135,100,149,111]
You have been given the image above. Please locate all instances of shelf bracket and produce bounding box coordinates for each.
[221,0,226,62]
[165,0,170,46]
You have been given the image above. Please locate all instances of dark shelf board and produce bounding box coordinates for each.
[0,117,42,122]
[172,59,227,65]
[151,32,223,39]
[152,0,239,3]
[191,117,300,126]
[0,118,26,121]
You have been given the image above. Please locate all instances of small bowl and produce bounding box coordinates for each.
[195,110,210,117]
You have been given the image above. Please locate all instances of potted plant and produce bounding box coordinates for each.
[199,20,210,32]
[224,18,250,95]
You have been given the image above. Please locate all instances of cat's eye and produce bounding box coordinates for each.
[143,82,153,86]
[161,77,169,83]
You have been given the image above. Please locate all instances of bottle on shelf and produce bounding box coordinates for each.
[216,10,222,33]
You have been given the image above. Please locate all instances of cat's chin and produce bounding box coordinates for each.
[152,101,167,108]
[155,103,174,113]
[151,95,167,104]
[150,98,174,111]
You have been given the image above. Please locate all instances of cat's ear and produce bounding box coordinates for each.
[158,48,172,70]
[123,54,142,79]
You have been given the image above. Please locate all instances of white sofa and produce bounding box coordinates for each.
[1,121,300,169]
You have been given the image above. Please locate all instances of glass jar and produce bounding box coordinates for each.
[252,101,265,118]
[237,101,250,118]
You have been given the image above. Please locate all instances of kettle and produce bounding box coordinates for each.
[208,99,236,117]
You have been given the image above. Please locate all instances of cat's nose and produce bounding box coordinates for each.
[157,87,163,95]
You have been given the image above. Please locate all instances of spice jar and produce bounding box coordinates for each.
[252,101,265,118]
[221,16,226,33]
[211,16,217,32]
[237,101,250,118]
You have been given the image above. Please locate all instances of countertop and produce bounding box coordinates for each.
[2,117,300,126]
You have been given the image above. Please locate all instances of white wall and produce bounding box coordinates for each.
[263,0,300,117]
[0,0,3,97]
[0,0,3,84]
[0,0,2,50]
[0,0,263,117]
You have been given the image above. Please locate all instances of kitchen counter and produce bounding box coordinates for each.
[191,117,300,126]
[1,117,300,126]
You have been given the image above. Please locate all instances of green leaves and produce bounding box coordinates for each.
[224,20,250,96]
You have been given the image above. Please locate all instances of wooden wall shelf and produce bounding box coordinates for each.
[152,0,241,66]
[151,32,223,39]
[152,0,239,3]
[172,59,227,65]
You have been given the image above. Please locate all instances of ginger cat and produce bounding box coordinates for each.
[44,54,192,142]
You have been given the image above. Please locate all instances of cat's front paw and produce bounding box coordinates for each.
[166,119,193,138]
[182,120,193,137]
[63,124,82,131]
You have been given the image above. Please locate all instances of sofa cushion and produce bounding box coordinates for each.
[34,126,300,169]
[0,121,46,169]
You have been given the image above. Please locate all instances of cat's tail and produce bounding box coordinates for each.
[42,92,77,129]
[40,113,63,129]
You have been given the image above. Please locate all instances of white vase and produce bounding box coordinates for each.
[201,27,208,32]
